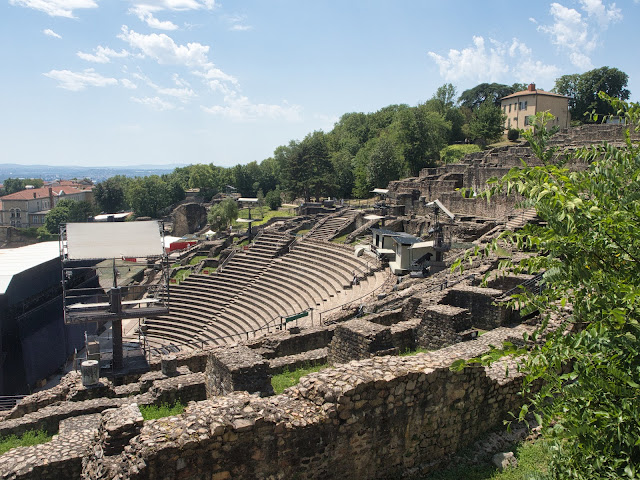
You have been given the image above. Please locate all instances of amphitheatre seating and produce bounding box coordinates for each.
[143,231,381,352]
[306,209,358,241]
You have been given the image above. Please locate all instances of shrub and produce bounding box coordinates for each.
[265,189,282,210]
[439,144,482,164]
[507,128,520,141]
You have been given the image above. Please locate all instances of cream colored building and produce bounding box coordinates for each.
[500,83,570,132]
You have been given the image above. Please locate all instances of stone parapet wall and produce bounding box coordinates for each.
[83,326,532,480]
[327,319,397,365]
[442,285,518,330]
[205,346,273,398]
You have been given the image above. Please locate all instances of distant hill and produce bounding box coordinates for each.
[0,163,186,184]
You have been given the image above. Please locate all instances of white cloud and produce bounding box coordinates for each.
[120,78,138,89]
[537,1,622,69]
[201,94,302,122]
[9,0,97,18]
[43,28,61,38]
[77,46,130,64]
[428,36,559,86]
[131,96,175,110]
[225,14,252,31]
[428,36,509,83]
[118,26,211,68]
[129,5,178,30]
[579,0,622,27]
[131,0,215,11]
[43,69,118,91]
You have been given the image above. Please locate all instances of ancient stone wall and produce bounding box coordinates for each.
[442,285,517,330]
[81,327,531,480]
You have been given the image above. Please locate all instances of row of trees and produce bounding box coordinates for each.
[72,67,633,220]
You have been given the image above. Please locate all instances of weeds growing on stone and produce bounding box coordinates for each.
[399,347,430,356]
[421,439,552,480]
[271,363,328,394]
[139,401,185,420]
[0,430,52,455]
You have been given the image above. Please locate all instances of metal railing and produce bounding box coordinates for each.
[0,395,26,411]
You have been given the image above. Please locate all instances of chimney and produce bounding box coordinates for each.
[33,192,36,199]
[528,83,536,92]
[49,187,54,208]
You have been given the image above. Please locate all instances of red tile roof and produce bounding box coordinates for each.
[501,89,569,100]
[0,186,88,201]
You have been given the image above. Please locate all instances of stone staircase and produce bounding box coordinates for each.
[306,209,358,241]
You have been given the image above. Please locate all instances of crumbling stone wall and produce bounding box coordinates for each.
[417,304,472,350]
[81,327,531,480]
[204,346,273,397]
[442,285,517,330]
[327,319,397,364]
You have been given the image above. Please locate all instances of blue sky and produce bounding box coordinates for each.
[1,0,638,167]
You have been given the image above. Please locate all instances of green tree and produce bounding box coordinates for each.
[125,175,171,218]
[466,101,506,144]
[3,178,44,194]
[458,82,520,110]
[554,66,630,123]
[43,199,95,234]
[93,176,129,213]
[207,198,238,230]
[397,104,451,176]
[455,102,640,478]
[264,189,282,210]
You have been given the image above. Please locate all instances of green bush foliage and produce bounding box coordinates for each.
[453,98,640,479]
[439,144,482,164]
[507,128,520,141]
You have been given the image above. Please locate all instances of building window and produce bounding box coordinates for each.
[508,118,511,128]
[519,101,528,110]
[508,104,512,112]
[15,208,20,218]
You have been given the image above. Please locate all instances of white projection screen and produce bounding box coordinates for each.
[65,221,164,260]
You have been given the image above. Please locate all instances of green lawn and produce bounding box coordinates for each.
[271,363,329,394]
[422,439,552,480]
[171,268,191,284]
[233,206,296,228]
[139,402,185,420]
[330,233,349,244]
[189,255,208,265]
[0,430,52,455]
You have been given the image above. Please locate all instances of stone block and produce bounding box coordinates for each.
[205,346,273,398]
[327,319,394,365]
[441,285,517,329]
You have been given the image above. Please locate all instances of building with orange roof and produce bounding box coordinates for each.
[500,83,570,133]
[0,186,93,228]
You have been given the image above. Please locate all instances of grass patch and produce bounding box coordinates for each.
[399,347,430,356]
[189,255,208,265]
[0,430,52,455]
[172,268,191,284]
[233,206,296,228]
[271,363,329,394]
[330,233,349,244]
[296,229,310,235]
[422,439,552,480]
[139,402,185,420]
